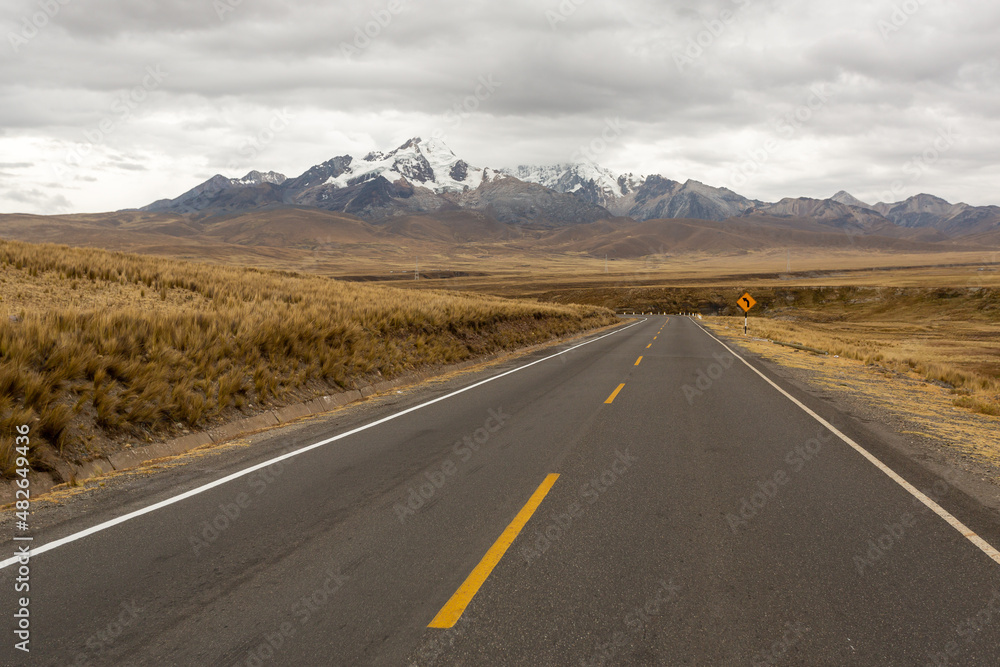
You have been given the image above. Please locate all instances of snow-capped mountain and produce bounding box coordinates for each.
[322,137,496,194]
[144,137,611,223]
[501,163,640,208]
[233,170,286,186]
[138,139,782,223]
[140,137,1000,234]
[501,164,756,221]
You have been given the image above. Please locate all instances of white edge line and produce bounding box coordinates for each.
[1,317,648,570]
[693,320,1000,566]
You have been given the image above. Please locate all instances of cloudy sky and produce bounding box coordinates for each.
[2,0,998,214]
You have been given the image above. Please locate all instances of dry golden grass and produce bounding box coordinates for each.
[705,289,1000,417]
[0,239,615,477]
[437,253,1000,299]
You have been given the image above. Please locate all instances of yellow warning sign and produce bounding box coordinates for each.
[738,293,757,312]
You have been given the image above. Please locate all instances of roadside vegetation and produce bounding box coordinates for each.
[703,286,1000,417]
[0,239,616,478]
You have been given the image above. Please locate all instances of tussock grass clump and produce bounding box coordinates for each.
[0,239,615,477]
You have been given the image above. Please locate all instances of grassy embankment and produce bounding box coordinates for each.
[702,287,1000,417]
[0,239,616,478]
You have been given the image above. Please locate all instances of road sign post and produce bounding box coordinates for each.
[738,292,757,334]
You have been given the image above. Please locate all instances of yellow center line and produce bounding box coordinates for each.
[653,336,658,340]
[605,383,626,404]
[428,473,561,628]
[646,343,652,349]
[634,356,643,366]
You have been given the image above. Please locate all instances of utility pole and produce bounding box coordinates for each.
[605,254,608,274]
[415,258,419,280]
[786,250,791,273]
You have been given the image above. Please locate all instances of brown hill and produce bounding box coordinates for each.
[3,205,998,272]
[200,208,380,247]
[537,216,984,259]
[376,210,524,243]
[0,212,210,250]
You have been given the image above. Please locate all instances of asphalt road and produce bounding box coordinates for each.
[4,315,1000,666]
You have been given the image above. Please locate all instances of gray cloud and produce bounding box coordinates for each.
[5,187,73,212]
[2,0,998,213]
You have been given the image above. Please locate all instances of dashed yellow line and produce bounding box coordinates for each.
[605,383,626,404]
[428,473,560,628]
[635,356,643,366]
[646,343,652,349]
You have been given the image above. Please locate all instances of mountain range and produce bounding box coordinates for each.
[4,137,993,269]
[140,137,1000,240]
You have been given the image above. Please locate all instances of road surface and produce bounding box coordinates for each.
[4,315,1000,665]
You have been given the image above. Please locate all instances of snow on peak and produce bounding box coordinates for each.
[501,163,642,198]
[234,170,286,186]
[617,172,646,193]
[322,137,486,193]
[312,139,645,200]
[419,136,457,158]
